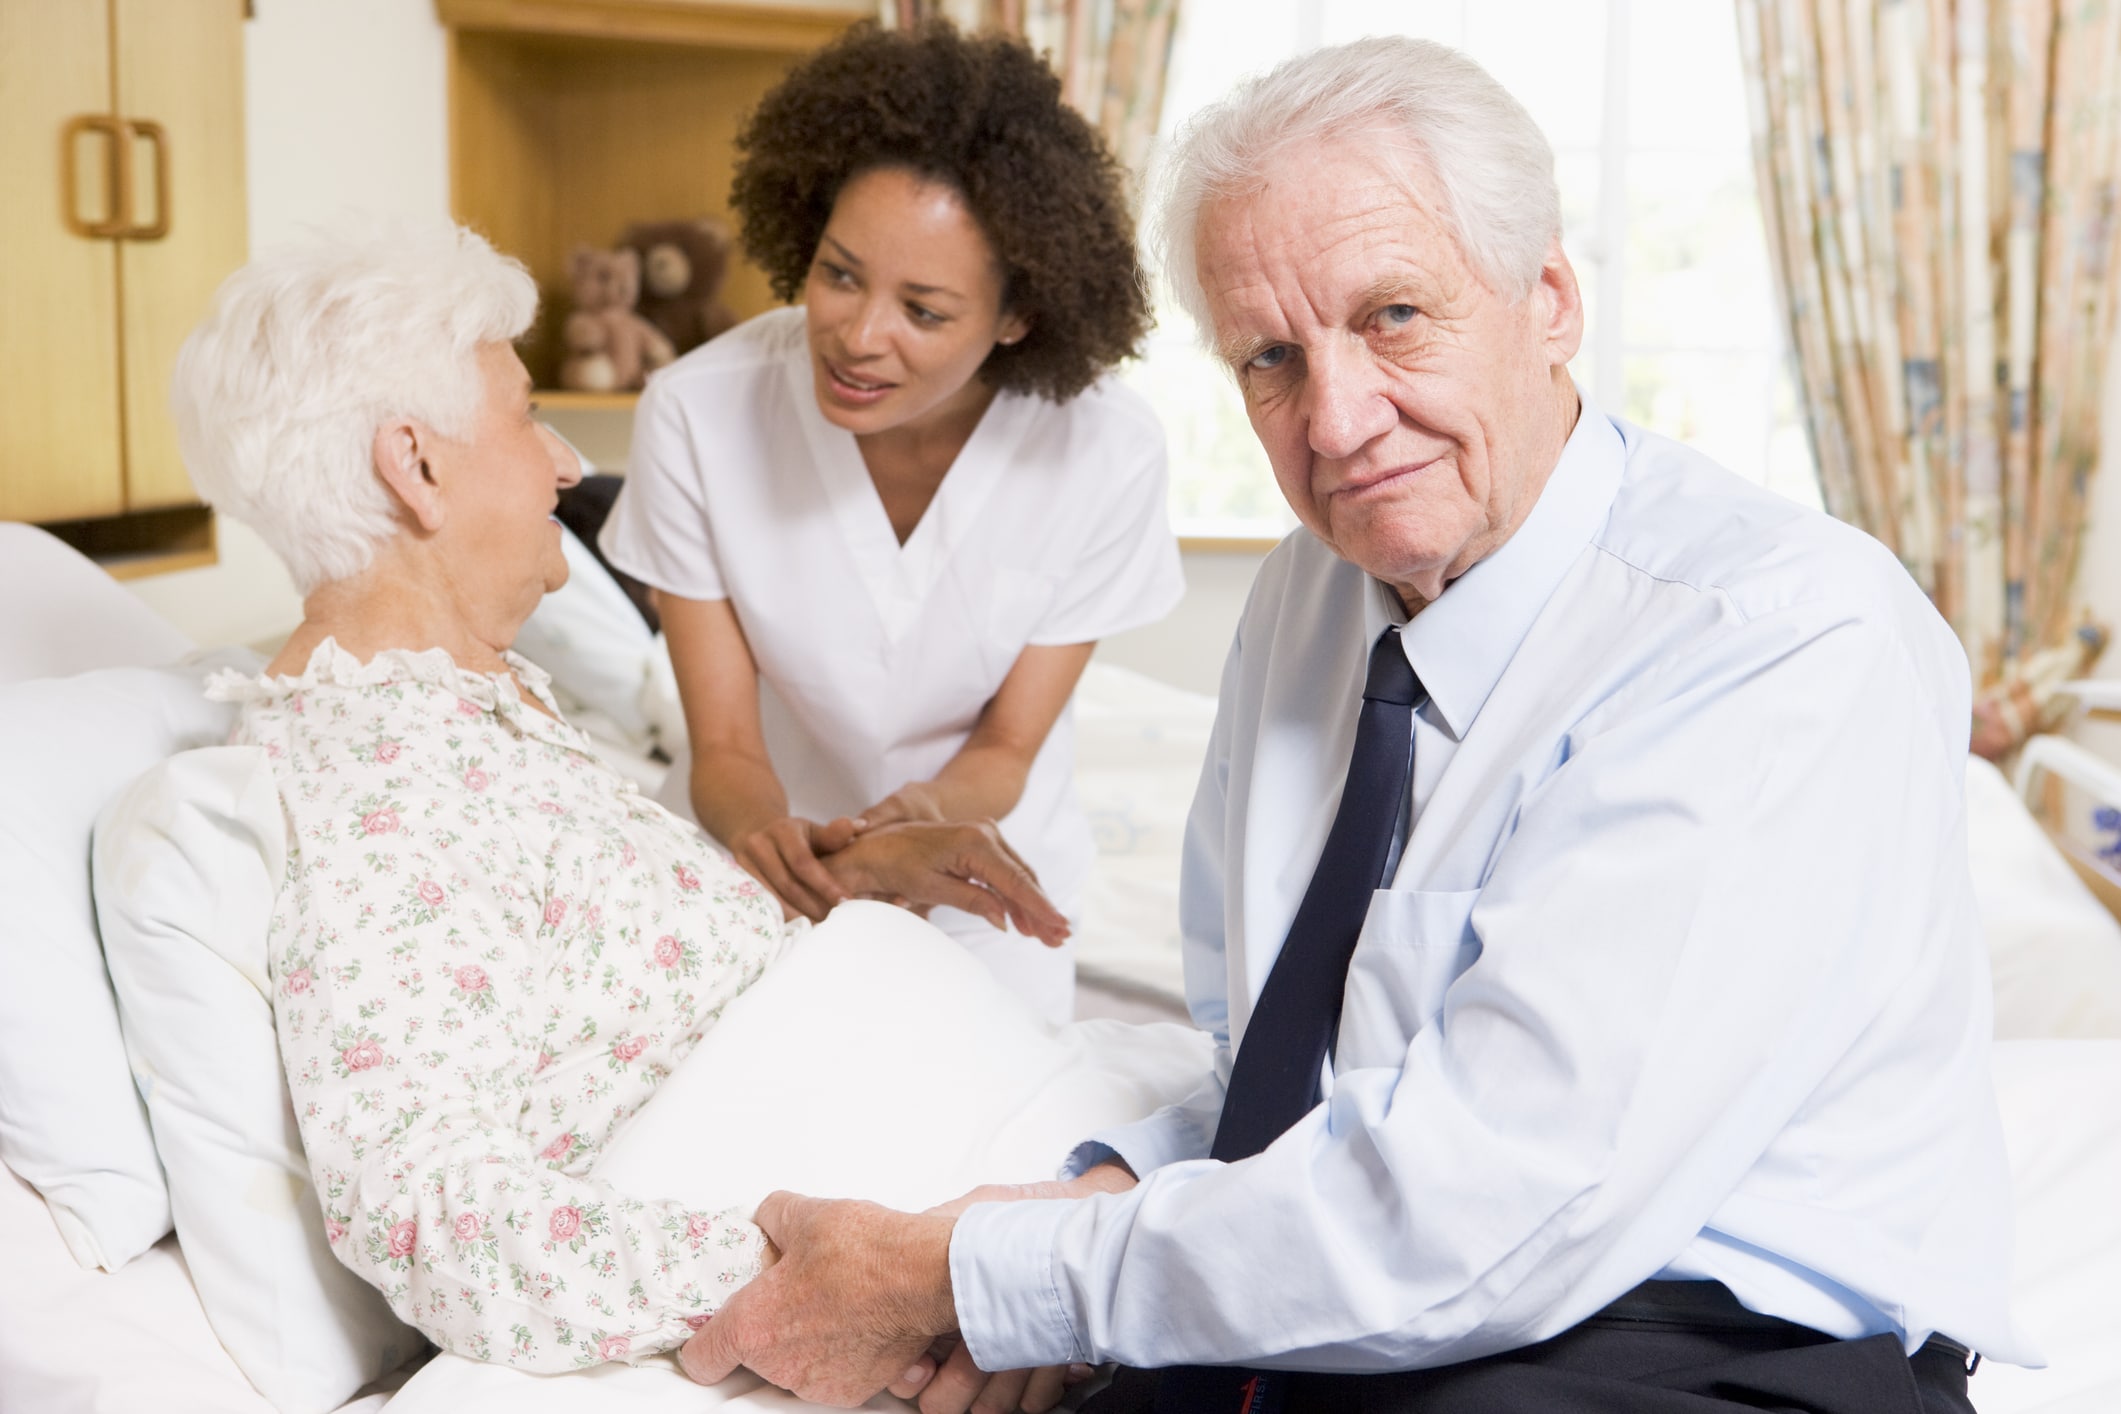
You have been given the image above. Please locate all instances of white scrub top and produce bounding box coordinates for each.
[600,308,1185,1018]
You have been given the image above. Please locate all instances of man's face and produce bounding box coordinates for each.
[1195,136,1583,606]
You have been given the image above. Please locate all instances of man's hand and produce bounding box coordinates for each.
[882,1163,1137,1411]
[820,821,1071,947]
[680,1192,959,1406]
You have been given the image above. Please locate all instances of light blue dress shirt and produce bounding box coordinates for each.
[949,396,2037,1374]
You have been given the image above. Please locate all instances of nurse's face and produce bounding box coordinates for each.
[804,165,1029,438]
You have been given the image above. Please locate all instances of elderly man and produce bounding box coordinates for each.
[681,35,2029,1414]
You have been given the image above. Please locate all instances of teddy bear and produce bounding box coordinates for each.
[558,246,676,393]
[618,218,739,357]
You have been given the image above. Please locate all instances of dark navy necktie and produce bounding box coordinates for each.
[1157,626,1425,1414]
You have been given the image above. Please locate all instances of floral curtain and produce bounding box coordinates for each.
[880,0,1183,177]
[1735,0,2121,757]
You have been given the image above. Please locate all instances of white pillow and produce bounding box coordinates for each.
[386,901,1212,1413]
[95,746,422,1414]
[1965,757,2121,1039]
[0,654,252,1271]
[0,523,194,687]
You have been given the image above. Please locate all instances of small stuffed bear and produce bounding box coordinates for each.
[618,218,739,357]
[559,246,676,393]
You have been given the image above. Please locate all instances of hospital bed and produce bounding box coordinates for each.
[3,520,2119,1414]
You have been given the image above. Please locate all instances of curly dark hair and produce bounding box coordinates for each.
[730,20,1150,402]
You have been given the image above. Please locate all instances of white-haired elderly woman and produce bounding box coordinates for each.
[169,224,1068,1373]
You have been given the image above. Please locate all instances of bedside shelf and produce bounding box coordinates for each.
[442,1,861,388]
[535,389,641,412]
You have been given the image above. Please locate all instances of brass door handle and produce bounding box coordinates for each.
[60,114,131,239]
[125,119,170,241]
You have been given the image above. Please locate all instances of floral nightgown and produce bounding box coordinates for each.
[209,641,793,1371]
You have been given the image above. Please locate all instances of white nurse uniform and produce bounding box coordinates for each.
[600,308,1184,1021]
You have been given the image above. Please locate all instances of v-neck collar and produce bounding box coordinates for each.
[788,336,1033,641]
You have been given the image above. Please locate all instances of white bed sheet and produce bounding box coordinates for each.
[0,1159,411,1414]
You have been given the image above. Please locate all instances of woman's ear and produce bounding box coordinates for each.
[996,309,1031,348]
[372,419,446,533]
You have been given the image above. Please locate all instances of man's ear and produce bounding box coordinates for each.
[1533,238,1585,368]
[372,418,446,533]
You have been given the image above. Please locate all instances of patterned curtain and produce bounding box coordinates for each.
[1735,0,2121,757]
[880,0,1183,177]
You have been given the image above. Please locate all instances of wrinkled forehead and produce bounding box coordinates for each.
[1193,136,1467,331]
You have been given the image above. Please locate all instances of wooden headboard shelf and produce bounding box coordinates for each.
[437,0,866,389]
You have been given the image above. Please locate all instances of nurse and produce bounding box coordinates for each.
[599,20,1184,1022]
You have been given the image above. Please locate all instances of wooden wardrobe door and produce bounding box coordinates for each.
[0,0,124,522]
[113,0,247,510]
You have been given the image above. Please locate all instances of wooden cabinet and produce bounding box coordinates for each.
[439,0,866,391]
[0,0,246,570]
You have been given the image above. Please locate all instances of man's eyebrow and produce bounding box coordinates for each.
[1216,332,1279,368]
[1356,275,1420,310]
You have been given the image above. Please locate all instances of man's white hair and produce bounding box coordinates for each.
[1151,36,1561,336]
[171,222,537,594]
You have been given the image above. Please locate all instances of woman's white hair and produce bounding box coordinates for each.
[1151,36,1560,336]
[171,221,537,594]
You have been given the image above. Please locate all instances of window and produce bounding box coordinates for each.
[1128,0,1819,540]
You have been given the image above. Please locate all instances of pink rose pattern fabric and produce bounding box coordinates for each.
[210,642,789,1372]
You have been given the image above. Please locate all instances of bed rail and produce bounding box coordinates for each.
[2015,713,2121,924]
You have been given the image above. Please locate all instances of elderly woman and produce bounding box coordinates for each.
[166,223,1067,1374]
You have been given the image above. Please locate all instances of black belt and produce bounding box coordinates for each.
[1140,1280,1975,1414]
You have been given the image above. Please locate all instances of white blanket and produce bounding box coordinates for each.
[387,901,1212,1413]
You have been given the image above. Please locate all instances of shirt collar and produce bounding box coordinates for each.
[1375,387,1627,739]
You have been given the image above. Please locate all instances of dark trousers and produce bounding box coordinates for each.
[1081,1281,1976,1414]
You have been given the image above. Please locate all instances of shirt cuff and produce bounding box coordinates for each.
[949,1199,1091,1372]
[1065,1106,1215,1181]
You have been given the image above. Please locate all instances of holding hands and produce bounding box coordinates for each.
[730,807,1070,948]
[683,1165,1136,1412]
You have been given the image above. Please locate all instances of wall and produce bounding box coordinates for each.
[121,0,451,649]
[1097,550,1262,696]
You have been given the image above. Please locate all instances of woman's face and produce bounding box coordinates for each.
[432,343,582,626]
[803,166,1029,438]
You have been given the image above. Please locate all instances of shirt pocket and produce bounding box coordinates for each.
[1337,887,1484,1071]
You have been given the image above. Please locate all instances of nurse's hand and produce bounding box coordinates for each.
[853,781,948,830]
[822,821,1071,947]
[730,816,857,923]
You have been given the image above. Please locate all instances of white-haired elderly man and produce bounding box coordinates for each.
[680,36,2030,1414]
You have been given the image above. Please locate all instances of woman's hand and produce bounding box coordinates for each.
[853,781,949,831]
[729,816,858,923]
[822,821,1070,946]
[889,1338,1096,1414]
